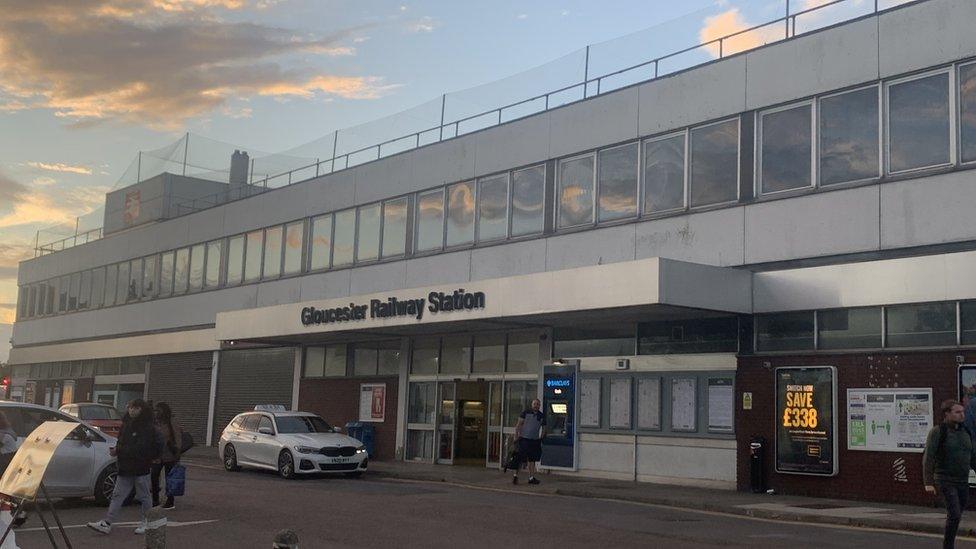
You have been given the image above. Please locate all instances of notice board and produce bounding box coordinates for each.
[847,388,932,452]
[775,366,838,476]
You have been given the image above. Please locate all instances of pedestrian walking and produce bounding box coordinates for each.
[924,399,976,549]
[151,402,183,509]
[87,399,160,536]
[512,398,546,485]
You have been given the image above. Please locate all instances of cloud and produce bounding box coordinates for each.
[0,241,33,280]
[32,176,56,186]
[0,170,108,229]
[26,162,93,175]
[406,16,438,33]
[699,8,782,58]
[516,13,528,20]
[0,0,391,128]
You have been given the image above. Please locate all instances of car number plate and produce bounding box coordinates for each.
[330,457,349,463]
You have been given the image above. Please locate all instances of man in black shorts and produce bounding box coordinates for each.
[513,398,546,485]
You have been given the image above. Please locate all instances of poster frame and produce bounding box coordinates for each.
[774,365,839,477]
[846,387,932,453]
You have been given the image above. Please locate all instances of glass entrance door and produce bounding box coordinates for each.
[501,380,539,464]
[486,381,502,468]
[436,382,456,464]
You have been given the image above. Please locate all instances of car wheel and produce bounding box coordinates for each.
[223,445,241,472]
[277,450,296,480]
[94,465,117,507]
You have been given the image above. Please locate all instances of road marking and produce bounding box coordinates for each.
[18,519,218,533]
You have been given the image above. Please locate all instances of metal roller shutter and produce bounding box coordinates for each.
[212,347,295,443]
[147,352,214,446]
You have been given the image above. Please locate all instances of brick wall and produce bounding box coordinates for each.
[737,351,968,505]
[298,377,398,461]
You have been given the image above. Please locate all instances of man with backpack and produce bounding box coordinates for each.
[924,399,976,549]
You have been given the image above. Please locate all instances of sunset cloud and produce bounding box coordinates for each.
[26,162,93,175]
[0,171,107,229]
[699,8,783,58]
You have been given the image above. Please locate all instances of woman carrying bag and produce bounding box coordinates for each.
[151,402,184,510]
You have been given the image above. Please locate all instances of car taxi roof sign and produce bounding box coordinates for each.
[254,405,287,412]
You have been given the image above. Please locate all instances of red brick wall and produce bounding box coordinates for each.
[298,377,398,461]
[737,351,968,505]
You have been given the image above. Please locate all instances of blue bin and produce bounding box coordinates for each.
[344,421,376,457]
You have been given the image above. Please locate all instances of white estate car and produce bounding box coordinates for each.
[219,406,367,479]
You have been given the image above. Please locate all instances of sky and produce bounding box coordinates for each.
[0,0,895,362]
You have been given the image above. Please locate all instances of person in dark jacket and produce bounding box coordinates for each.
[87,399,160,536]
[151,402,183,509]
[924,399,976,549]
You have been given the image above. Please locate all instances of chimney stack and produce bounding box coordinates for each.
[230,149,250,186]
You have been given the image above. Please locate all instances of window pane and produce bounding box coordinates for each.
[377,341,402,376]
[115,263,128,304]
[446,181,475,247]
[382,198,408,258]
[282,222,303,275]
[554,325,635,357]
[961,64,976,163]
[27,286,37,317]
[90,267,104,308]
[67,272,80,311]
[205,240,222,287]
[760,104,812,193]
[58,275,69,312]
[411,337,439,374]
[643,134,685,214]
[304,347,325,378]
[332,209,356,266]
[78,270,91,309]
[886,302,956,347]
[473,333,505,373]
[262,226,283,279]
[45,281,56,314]
[477,174,508,241]
[820,87,880,185]
[243,230,263,282]
[440,335,470,374]
[511,165,545,236]
[142,255,156,298]
[309,214,333,270]
[756,312,814,351]
[356,204,381,262]
[960,301,976,345]
[638,317,738,354]
[188,244,205,290]
[158,251,174,296]
[416,190,444,252]
[507,331,540,373]
[888,73,950,172]
[818,307,882,349]
[128,259,142,301]
[557,155,595,228]
[174,248,190,293]
[598,143,638,221]
[353,346,378,376]
[104,265,117,307]
[325,344,347,377]
[17,287,27,319]
[690,119,738,207]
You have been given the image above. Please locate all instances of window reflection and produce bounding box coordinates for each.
[243,231,262,282]
[819,87,880,185]
[477,174,508,241]
[888,72,950,173]
[382,198,407,258]
[643,134,685,214]
[761,104,812,193]
[558,155,595,228]
[225,236,243,286]
[511,165,545,236]
[189,243,205,290]
[332,209,356,266]
[416,190,444,252]
[205,240,222,287]
[283,222,303,275]
[597,143,638,222]
[690,119,738,207]
[262,226,282,279]
[959,64,976,163]
[356,204,381,262]
[446,181,475,247]
[309,214,332,271]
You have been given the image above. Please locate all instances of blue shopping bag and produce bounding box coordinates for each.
[165,464,186,497]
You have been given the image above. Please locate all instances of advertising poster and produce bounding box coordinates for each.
[775,366,838,476]
[847,388,932,452]
[957,366,976,486]
[671,378,697,432]
[359,383,385,422]
[707,378,734,433]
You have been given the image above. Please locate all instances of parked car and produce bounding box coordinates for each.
[0,401,118,505]
[219,405,367,479]
[59,403,123,438]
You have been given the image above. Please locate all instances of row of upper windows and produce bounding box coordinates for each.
[16,59,976,320]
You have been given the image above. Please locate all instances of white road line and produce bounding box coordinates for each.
[18,519,218,533]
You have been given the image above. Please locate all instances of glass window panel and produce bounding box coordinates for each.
[411,337,439,374]
[45,281,56,314]
[960,301,976,345]
[961,64,976,163]
[638,317,738,354]
[78,270,91,309]
[91,268,104,308]
[309,214,333,270]
[511,165,545,236]
[408,382,436,424]
[225,236,243,286]
[353,346,378,376]
[597,143,639,222]
[205,240,222,287]
[58,275,69,312]
[243,231,263,282]
[382,198,408,258]
[377,342,402,376]
[416,190,444,252]
[888,73,950,172]
[885,302,956,348]
[158,251,175,296]
[506,330,540,373]
[332,209,356,266]
[262,226,283,279]
[17,287,27,319]
[128,259,142,301]
[690,119,739,207]
[643,134,685,214]
[817,307,882,349]
[37,283,48,316]
[115,263,129,304]
[554,325,635,357]
[557,155,595,228]
[356,204,381,262]
[472,333,505,373]
[819,87,880,185]
[67,272,80,311]
[187,244,204,291]
[26,286,36,317]
[282,222,303,275]
[103,265,117,307]
[760,104,812,193]
[756,312,814,351]
[325,344,347,377]
[304,347,325,378]
[142,255,157,298]
[446,181,475,246]
[477,174,508,242]
[174,248,189,293]
[440,335,470,374]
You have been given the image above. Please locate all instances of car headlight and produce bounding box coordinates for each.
[356,445,366,454]
[294,446,319,454]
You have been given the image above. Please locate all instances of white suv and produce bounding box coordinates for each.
[219,406,367,479]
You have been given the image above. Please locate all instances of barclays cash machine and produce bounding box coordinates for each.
[540,360,579,471]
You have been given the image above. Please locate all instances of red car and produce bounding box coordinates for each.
[59,403,123,438]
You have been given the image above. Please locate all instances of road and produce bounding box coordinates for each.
[11,459,974,548]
